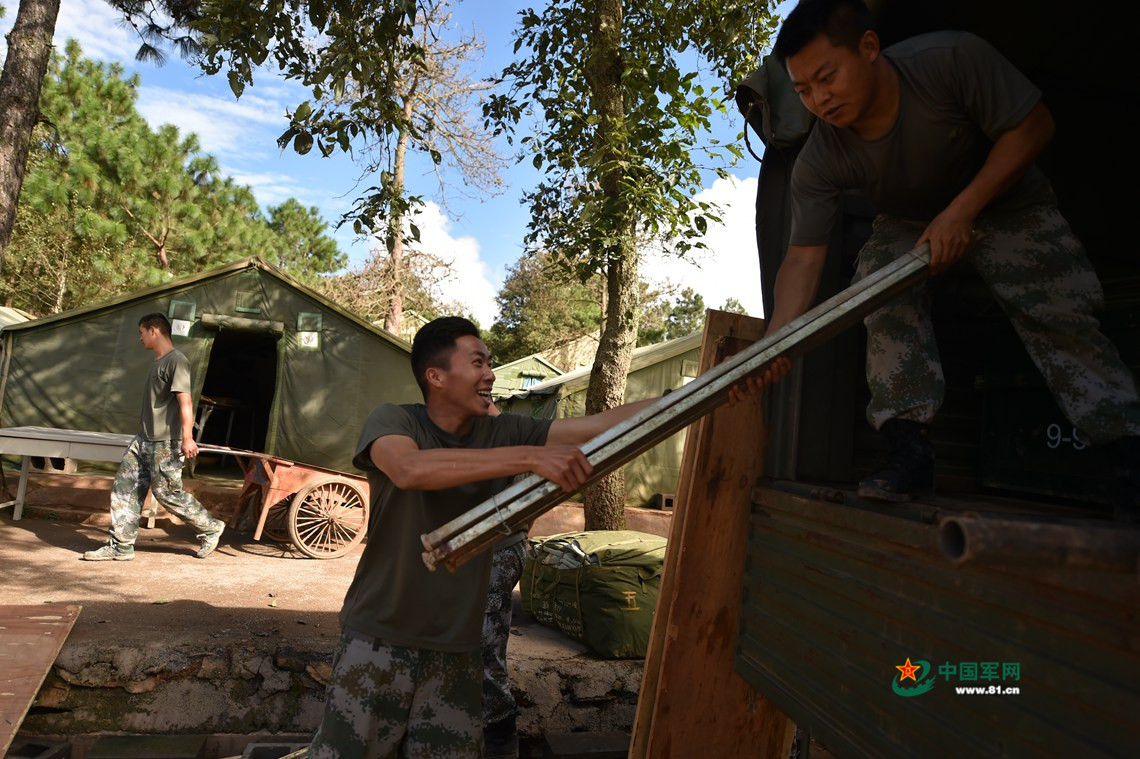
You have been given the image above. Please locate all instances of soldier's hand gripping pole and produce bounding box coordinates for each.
[421,244,932,572]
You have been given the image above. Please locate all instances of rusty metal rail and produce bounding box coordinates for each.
[938,513,1140,572]
[421,245,933,572]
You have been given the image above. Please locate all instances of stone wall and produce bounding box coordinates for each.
[24,626,645,743]
[26,638,333,736]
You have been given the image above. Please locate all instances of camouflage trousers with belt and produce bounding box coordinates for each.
[482,539,527,726]
[308,630,482,759]
[854,204,1140,445]
[109,436,221,549]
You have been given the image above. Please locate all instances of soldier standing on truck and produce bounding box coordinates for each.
[758,0,1140,520]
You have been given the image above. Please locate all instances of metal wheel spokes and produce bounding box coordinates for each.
[288,477,369,559]
[262,496,293,543]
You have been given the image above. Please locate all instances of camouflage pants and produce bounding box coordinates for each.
[109,436,221,549]
[308,630,482,759]
[855,205,1140,445]
[481,540,526,725]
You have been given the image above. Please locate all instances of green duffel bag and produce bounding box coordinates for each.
[521,530,667,659]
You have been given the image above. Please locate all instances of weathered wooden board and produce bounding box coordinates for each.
[737,486,1140,758]
[0,604,81,756]
[630,310,793,759]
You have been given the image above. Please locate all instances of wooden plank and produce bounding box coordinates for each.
[0,605,81,756]
[737,488,1140,758]
[629,337,714,750]
[630,310,793,759]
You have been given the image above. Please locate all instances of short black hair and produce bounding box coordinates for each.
[773,0,874,65]
[138,312,172,336]
[411,316,482,398]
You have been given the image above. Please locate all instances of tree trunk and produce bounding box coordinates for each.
[584,251,639,530]
[582,0,638,532]
[52,264,65,313]
[0,0,61,273]
[383,99,414,336]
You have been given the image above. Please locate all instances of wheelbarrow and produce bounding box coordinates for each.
[199,445,369,559]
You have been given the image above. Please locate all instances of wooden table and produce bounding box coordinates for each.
[0,427,134,520]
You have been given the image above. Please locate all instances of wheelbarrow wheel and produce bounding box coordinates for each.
[261,496,293,543]
[288,477,369,559]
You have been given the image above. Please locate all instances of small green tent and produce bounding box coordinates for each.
[0,257,420,472]
[498,332,701,508]
[490,353,564,400]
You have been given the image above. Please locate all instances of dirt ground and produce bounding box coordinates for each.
[0,469,671,652]
[0,511,357,648]
[0,467,669,674]
[0,506,612,658]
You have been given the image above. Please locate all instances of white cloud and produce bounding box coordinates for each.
[144,87,287,127]
[401,202,499,326]
[0,1,297,161]
[53,0,135,62]
[0,0,125,60]
[136,87,288,157]
[641,175,764,317]
[223,169,324,209]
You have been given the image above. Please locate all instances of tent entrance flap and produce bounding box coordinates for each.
[200,313,285,334]
[195,330,279,466]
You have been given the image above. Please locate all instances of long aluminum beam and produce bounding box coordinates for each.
[421,245,932,572]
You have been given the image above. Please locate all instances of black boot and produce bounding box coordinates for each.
[484,713,519,759]
[1112,436,1140,524]
[857,419,935,502]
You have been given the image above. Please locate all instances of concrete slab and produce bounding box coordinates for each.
[542,731,629,758]
[237,742,308,759]
[5,735,72,759]
[85,734,206,758]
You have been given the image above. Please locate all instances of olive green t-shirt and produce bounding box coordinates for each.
[342,403,552,652]
[790,31,1056,246]
[139,349,193,442]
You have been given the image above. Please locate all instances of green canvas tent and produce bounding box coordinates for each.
[0,257,420,472]
[490,353,564,401]
[498,332,701,509]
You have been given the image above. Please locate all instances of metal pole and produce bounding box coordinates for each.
[422,245,932,572]
[938,514,1140,572]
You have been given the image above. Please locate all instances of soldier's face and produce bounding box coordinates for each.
[429,336,496,416]
[787,31,880,130]
[138,325,158,350]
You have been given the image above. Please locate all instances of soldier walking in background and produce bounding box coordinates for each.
[82,312,225,561]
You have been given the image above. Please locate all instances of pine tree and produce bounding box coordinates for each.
[3,42,339,313]
[267,198,346,283]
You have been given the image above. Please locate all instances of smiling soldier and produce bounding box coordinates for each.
[307,316,665,759]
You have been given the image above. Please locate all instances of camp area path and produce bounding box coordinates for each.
[0,511,646,742]
[0,514,353,644]
[0,513,352,737]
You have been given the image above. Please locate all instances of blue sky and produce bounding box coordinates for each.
[1,0,786,325]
